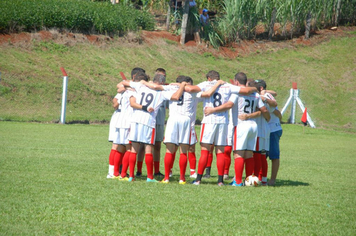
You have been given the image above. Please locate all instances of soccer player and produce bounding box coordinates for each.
[112,68,146,180]
[247,79,277,185]
[152,71,167,178]
[113,82,136,181]
[122,72,186,182]
[106,92,122,178]
[136,68,167,178]
[141,75,223,183]
[204,72,270,186]
[187,70,258,186]
[259,80,283,186]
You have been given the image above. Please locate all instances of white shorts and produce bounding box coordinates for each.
[233,120,257,151]
[129,123,156,145]
[164,116,191,145]
[190,127,198,145]
[113,128,130,145]
[155,124,165,142]
[108,111,120,142]
[200,123,228,146]
[256,136,270,152]
[227,123,234,146]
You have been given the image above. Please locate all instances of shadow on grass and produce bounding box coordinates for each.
[272,179,310,187]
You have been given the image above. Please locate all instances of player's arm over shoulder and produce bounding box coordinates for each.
[171,82,187,100]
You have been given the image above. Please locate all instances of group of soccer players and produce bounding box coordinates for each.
[106,67,282,186]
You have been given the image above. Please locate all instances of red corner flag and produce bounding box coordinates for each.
[301,108,308,126]
[119,72,127,80]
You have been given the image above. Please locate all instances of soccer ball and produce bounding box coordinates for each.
[245,175,261,187]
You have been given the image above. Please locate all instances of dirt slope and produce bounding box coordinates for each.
[0,26,355,58]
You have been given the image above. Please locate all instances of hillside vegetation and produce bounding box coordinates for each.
[0,29,356,133]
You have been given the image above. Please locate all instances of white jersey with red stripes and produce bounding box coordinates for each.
[264,93,282,133]
[129,81,174,128]
[237,92,265,122]
[168,89,199,127]
[115,89,134,129]
[108,93,122,141]
[197,80,240,124]
[256,94,272,139]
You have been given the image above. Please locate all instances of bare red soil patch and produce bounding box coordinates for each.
[0,26,355,58]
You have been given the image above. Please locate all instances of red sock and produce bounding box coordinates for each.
[197,150,209,175]
[137,161,143,173]
[109,149,115,166]
[253,152,261,176]
[129,152,137,178]
[113,151,124,177]
[245,158,255,177]
[154,161,160,174]
[188,152,196,173]
[207,152,213,168]
[145,153,154,179]
[120,151,130,178]
[234,158,244,184]
[261,153,268,181]
[216,153,225,176]
[224,146,232,175]
[164,153,174,180]
[179,153,188,181]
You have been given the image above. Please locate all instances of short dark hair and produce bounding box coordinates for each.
[133,71,149,82]
[255,79,267,90]
[131,67,145,79]
[155,68,166,75]
[184,76,194,85]
[246,79,254,87]
[247,80,260,92]
[234,72,247,85]
[176,75,186,83]
[206,70,220,80]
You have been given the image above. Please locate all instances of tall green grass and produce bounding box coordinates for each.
[0,122,355,235]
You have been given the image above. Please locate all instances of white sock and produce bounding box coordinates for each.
[109,165,114,176]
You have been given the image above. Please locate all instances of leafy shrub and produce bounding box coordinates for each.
[0,0,155,34]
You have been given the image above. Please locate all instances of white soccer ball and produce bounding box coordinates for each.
[245,175,261,187]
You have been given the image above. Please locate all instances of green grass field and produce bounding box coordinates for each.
[1,122,355,235]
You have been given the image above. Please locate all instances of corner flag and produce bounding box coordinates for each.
[301,108,308,126]
[120,72,127,80]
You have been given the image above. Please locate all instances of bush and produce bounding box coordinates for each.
[0,0,155,34]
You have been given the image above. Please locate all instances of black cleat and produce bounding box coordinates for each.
[154,172,164,178]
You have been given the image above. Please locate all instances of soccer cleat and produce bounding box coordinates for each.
[119,176,129,181]
[107,173,114,179]
[217,182,225,187]
[135,171,142,177]
[230,180,244,187]
[190,173,197,178]
[179,180,186,185]
[223,174,229,180]
[192,180,201,185]
[161,179,169,184]
[203,173,211,179]
[146,178,159,183]
[154,172,164,178]
[128,177,134,182]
